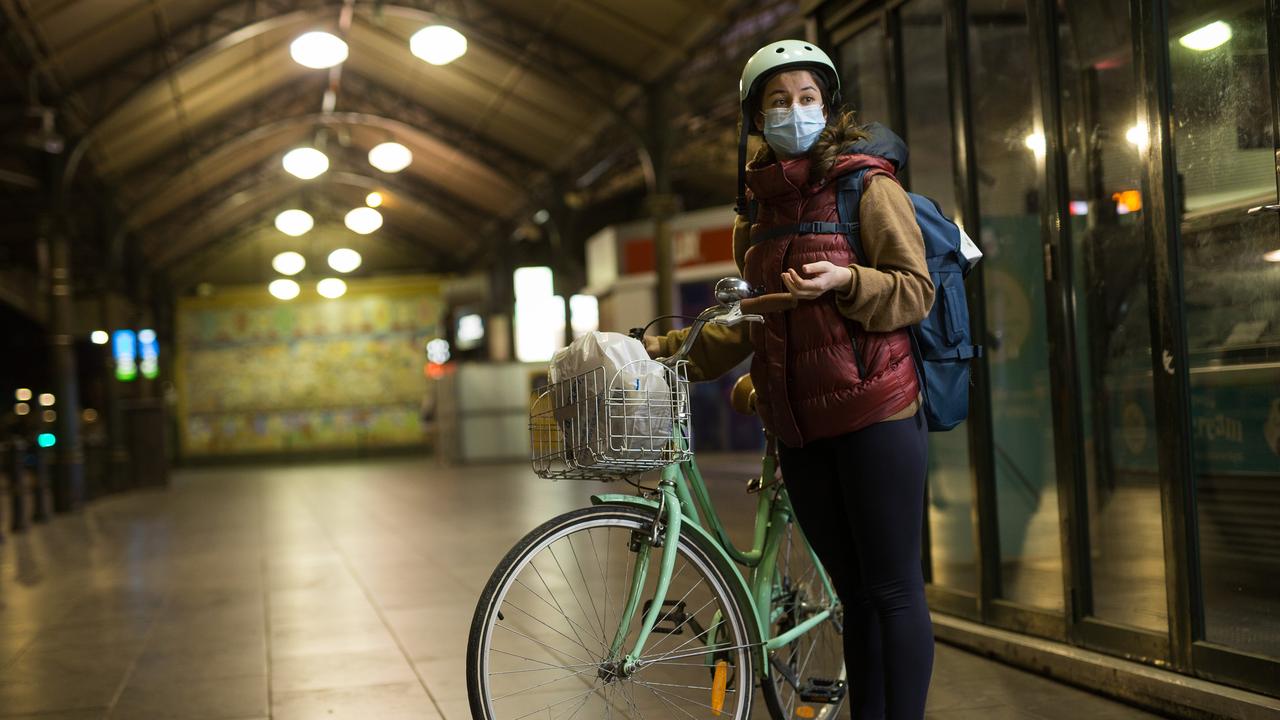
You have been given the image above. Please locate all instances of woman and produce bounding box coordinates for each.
[644,40,935,720]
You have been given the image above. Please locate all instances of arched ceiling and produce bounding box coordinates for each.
[0,0,802,288]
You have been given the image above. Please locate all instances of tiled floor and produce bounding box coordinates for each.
[0,455,1166,719]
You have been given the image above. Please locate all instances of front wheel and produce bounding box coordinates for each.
[467,504,755,720]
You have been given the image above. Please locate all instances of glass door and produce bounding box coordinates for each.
[1164,0,1280,690]
[1056,0,1170,656]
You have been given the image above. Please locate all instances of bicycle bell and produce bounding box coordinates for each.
[715,277,753,305]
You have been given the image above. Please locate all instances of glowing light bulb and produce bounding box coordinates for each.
[269,278,301,300]
[327,248,362,273]
[368,142,412,173]
[272,251,307,276]
[1179,21,1232,51]
[290,31,349,69]
[344,207,383,234]
[275,209,314,236]
[282,147,329,179]
[317,278,347,299]
[410,25,467,65]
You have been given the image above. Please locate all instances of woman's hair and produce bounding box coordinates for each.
[746,68,871,183]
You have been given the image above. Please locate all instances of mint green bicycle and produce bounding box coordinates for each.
[466,279,846,720]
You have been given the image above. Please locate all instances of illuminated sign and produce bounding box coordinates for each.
[113,330,138,381]
[139,329,159,379]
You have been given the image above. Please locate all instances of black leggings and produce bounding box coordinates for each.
[779,411,933,720]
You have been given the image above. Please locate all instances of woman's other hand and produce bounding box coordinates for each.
[781,261,854,300]
[643,334,662,358]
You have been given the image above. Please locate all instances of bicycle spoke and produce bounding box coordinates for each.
[509,685,608,720]
[549,542,604,648]
[511,577,609,654]
[634,593,721,663]
[493,665,599,702]
[531,559,597,658]
[501,598,606,659]
[488,650,600,674]
[495,624,593,666]
[636,682,703,720]
[567,533,607,641]
[631,679,724,714]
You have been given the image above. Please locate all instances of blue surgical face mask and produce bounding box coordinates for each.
[762,104,826,157]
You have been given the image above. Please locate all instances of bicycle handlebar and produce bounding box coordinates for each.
[653,281,797,366]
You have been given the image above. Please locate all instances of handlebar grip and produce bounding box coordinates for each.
[739,293,798,314]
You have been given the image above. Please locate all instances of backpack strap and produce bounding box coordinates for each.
[749,221,859,246]
[835,166,932,408]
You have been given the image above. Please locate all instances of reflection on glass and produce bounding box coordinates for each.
[839,26,889,126]
[901,0,975,593]
[1168,0,1280,659]
[1058,0,1167,633]
[968,0,1063,611]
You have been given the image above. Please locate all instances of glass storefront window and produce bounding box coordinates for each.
[838,25,889,127]
[899,0,975,594]
[967,0,1064,611]
[1057,1,1168,633]
[1167,0,1280,659]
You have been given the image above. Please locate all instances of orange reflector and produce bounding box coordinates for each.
[711,660,728,716]
[795,706,817,719]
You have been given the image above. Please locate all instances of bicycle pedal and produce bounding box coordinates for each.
[798,678,846,704]
[641,599,705,636]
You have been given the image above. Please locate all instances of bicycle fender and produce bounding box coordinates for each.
[590,493,769,672]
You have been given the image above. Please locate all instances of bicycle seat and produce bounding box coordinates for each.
[731,373,757,416]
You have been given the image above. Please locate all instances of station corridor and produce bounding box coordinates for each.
[0,456,1166,720]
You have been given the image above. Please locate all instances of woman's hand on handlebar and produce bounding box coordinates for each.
[781,261,853,300]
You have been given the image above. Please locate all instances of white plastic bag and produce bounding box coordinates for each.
[549,331,672,466]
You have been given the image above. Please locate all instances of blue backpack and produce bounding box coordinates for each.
[837,168,982,432]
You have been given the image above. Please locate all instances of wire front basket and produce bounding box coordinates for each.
[531,359,692,480]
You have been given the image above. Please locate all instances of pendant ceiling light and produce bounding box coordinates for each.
[274,209,314,236]
[344,207,383,234]
[282,147,329,179]
[317,278,348,299]
[269,278,301,300]
[410,25,467,65]
[272,251,306,276]
[368,142,412,173]
[290,31,349,69]
[365,192,383,207]
[328,248,362,273]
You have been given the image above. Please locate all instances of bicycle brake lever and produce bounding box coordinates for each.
[711,303,764,327]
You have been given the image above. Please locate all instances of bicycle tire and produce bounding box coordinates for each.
[467,504,756,720]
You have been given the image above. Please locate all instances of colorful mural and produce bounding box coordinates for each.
[176,276,443,456]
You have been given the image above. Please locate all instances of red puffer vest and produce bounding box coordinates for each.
[743,153,919,448]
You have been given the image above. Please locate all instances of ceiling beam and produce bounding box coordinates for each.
[61,0,640,144]
[163,208,454,284]
[140,151,489,269]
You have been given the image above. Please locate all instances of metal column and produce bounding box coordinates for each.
[45,158,85,513]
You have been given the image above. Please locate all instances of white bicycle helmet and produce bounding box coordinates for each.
[734,40,840,214]
[739,39,841,133]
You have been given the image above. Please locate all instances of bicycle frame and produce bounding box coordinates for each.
[591,434,839,676]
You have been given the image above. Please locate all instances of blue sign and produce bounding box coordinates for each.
[139,328,159,379]
[113,329,137,381]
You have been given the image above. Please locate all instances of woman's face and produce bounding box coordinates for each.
[754,69,827,131]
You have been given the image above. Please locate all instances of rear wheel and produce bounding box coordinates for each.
[760,504,847,720]
[467,504,755,719]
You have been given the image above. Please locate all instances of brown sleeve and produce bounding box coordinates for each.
[655,322,753,382]
[834,178,935,332]
[732,213,751,273]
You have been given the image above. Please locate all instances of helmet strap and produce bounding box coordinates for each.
[734,114,750,217]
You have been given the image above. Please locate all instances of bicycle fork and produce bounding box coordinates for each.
[602,473,684,679]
